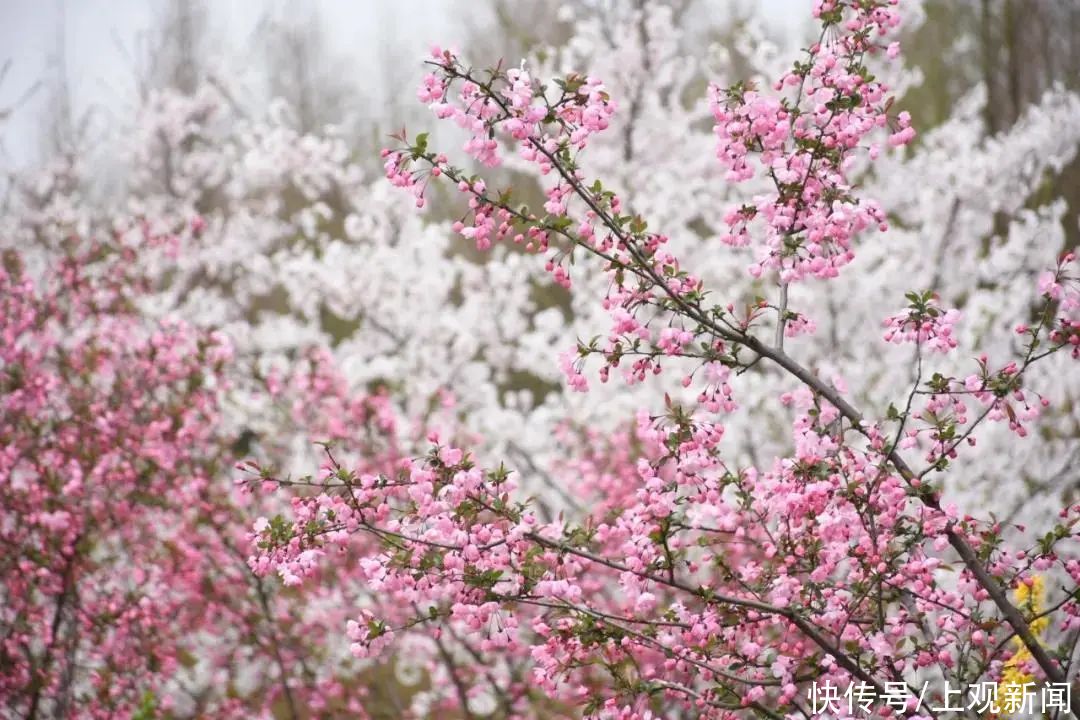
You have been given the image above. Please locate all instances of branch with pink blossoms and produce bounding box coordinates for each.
[247,410,1080,717]
[249,1,1080,717]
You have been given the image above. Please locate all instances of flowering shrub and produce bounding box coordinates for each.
[0,228,470,717]
[252,1,1080,717]
[0,229,232,716]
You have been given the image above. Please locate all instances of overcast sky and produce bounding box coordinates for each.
[0,1,478,167]
[0,0,802,171]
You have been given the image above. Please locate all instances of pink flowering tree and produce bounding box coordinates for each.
[252,1,1080,718]
[0,228,236,717]
[0,222,480,717]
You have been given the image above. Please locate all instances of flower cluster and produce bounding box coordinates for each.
[1039,252,1080,357]
[710,0,908,282]
[882,291,961,353]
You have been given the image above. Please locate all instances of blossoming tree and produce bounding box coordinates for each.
[252,0,1080,717]
[0,221,470,717]
[0,228,235,717]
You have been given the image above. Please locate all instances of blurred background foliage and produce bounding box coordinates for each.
[903,0,1080,250]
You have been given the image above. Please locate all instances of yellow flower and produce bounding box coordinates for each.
[1014,575,1049,635]
[997,576,1047,715]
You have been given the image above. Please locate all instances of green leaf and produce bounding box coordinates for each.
[132,690,158,720]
